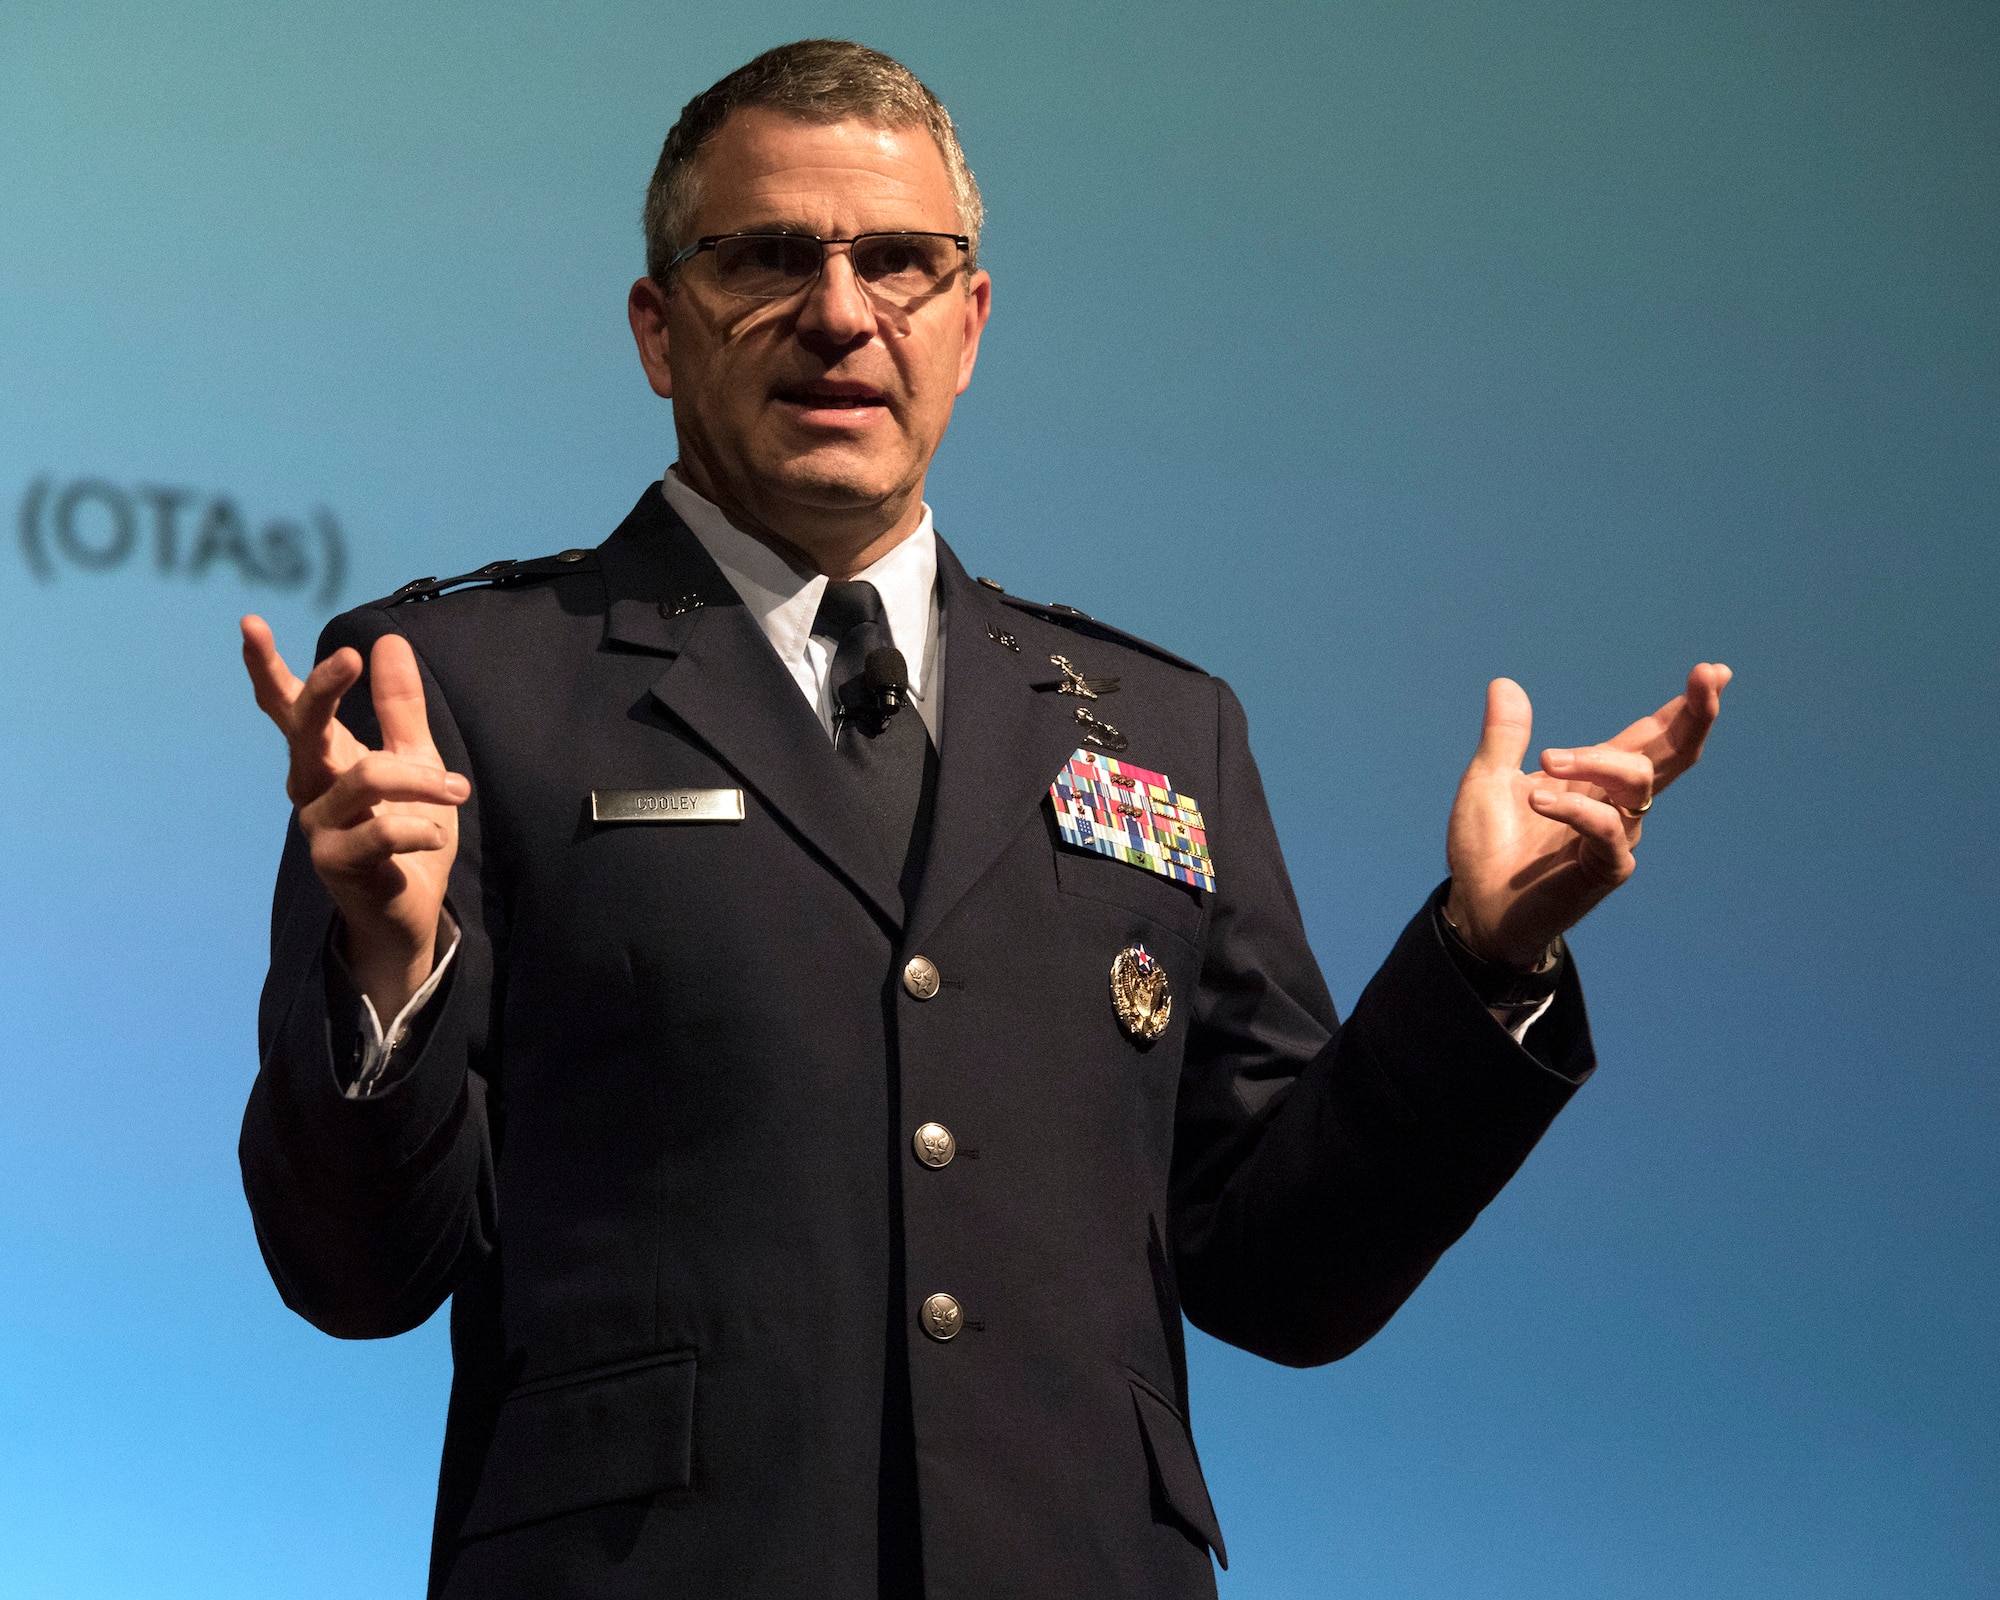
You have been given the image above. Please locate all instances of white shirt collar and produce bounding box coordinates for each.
[657,469,942,740]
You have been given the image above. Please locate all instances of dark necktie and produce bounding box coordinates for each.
[811,579,939,894]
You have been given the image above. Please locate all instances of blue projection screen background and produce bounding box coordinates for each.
[1,4,1993,1596]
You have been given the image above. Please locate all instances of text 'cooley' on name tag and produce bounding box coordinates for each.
[591,788,745,824]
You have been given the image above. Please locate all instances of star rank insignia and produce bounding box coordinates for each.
[1049,749,1216,892]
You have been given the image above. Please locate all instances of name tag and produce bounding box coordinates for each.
[591,788,745,823]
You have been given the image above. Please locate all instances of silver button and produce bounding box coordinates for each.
[902,956,940,1000]
[913,1123,957,1168]
[920,1292,964,1341]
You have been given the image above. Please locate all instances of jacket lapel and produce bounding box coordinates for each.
[595,488,907,931]
[905,542,1085,950]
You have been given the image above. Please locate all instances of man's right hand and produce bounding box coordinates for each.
[242,617,468,1021]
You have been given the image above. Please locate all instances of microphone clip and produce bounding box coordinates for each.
[862,647,910,717]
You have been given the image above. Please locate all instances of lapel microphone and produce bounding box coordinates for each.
[863,647,910,715]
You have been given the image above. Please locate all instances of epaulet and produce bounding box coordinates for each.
[976,574,1206,673]
[378,546,599,606]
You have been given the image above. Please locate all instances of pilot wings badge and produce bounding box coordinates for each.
[1109,945,1172,1042]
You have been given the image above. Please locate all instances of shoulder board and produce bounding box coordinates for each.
[379,547,598,606]
[979,579,1205,673]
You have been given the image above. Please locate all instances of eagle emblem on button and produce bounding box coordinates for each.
[1109,945,1172,1042]
[920,1292,964,1341]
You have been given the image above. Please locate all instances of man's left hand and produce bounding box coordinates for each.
[1443,663,1732,968]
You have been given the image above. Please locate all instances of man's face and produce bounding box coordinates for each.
[631,108,991,544]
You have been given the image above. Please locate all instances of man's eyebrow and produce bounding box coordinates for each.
[716,219,935,237]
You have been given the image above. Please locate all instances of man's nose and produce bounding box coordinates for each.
[796,244,877,344]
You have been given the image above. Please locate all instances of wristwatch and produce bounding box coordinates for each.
[1436,901,1565,1027]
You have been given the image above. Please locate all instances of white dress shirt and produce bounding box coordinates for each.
[658,469,945,745]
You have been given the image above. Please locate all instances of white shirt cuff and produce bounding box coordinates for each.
[344,917,463,1100]
[1497,991,1558,1046]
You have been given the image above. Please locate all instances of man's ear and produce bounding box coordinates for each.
[628,277,675,399]
[954,269,993,397]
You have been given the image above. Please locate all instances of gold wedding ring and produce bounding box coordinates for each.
[1617,795,1654,820]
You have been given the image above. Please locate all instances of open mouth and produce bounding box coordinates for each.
[774,380,889,413]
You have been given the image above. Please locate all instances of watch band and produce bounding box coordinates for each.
[1435,902,1565,1011]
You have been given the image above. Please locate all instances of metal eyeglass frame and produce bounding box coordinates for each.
[666,231,972,301]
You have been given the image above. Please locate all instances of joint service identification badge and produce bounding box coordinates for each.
[1049,750,1215,892]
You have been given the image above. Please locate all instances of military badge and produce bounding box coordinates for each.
[1049,749,1216,892]
[1048,654,1121,699]
[1072,707,1129,752]
[1109,945,1172,1041]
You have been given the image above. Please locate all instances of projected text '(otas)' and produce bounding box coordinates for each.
[18,476,346,607]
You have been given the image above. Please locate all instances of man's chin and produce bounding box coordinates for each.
[746,448,912,515]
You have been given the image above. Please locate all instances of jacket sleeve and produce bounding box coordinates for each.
[238,607,500,1340]
[1170,678,1595,1367]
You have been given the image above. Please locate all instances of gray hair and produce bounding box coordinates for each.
[643,39,984,284]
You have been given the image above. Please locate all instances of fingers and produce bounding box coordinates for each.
[309,812,455,877]
[1539,744,1654,812]
[1528,786,1636,884]
[1605,661,1733,789]
[245,618,370,806]
[1653,661,1729,785]
[1472,678,1534,773]
[1686,661,1732,722]
[241,616,305,724]
[292,647,364,740]
[243,615,364,738]
[1650,663,1730,744]
[302,751,470,831]
[1651,660,1732,786]
[1608,668,1736,756]
[370,633,439,758]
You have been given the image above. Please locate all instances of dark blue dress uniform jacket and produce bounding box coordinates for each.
[241,486,1595,1598]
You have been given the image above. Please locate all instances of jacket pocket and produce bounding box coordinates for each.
[461,1349,697,1538]
[1129,1374,1227,1567]
[1054,844,1205,948]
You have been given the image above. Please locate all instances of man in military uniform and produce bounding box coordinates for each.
[238,39,1728,1600]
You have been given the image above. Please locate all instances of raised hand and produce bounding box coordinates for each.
[242,616,469,1018]
[1443,663,1732,968]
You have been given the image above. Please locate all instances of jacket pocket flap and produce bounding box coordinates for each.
[462,1350,696,1538]
[1130,1378,1227,1567]
[1053,836,1205,946]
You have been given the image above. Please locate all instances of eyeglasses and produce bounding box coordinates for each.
[668,231,970,307]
